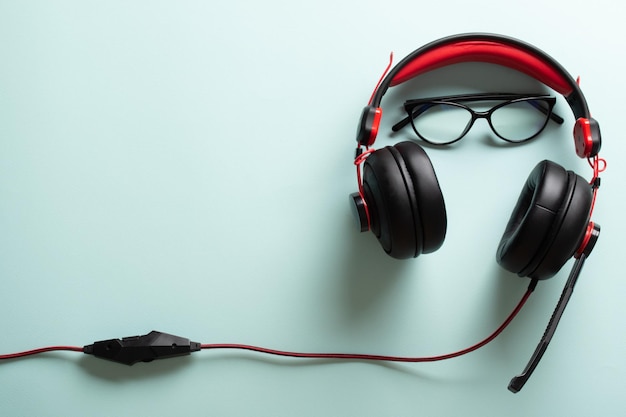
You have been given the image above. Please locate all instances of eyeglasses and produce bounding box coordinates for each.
[392,93,564,145]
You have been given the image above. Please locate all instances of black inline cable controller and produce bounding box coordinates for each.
[82,331,201,365]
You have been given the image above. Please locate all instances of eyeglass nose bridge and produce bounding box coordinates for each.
[461,109,493,137]
[473,110,492,119]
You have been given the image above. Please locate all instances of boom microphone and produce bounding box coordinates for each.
[509,223,600,393]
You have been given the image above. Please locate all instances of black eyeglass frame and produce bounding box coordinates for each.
[393,93,563,146]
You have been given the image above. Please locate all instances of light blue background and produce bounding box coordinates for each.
[1,1,624,416]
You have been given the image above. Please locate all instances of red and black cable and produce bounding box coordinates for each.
[1,281,535,365]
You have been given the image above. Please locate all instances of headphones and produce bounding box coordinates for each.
[349,33,605,392]
[350,33,602,279]
[0,33,607,395]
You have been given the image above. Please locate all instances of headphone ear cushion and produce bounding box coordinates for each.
[362,141,447,259]
[496,160,593,280]
[394,141,447,254]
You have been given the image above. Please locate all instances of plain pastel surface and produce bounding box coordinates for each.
[0,1,624,416]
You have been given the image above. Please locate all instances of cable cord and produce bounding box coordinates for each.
[201,283,534,362]
[0,282,536,364]
[0,346,84,360]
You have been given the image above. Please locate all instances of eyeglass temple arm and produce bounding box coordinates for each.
[392,105,431,132]
[528,100,564,124]
[391,94,564,132]
[404,92,534,104]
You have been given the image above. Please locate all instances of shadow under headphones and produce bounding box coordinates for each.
[349,33,605,392]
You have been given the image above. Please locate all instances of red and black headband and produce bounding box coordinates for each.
[358,33,600,156]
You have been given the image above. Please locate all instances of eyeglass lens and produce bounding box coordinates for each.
[409,98,552,145]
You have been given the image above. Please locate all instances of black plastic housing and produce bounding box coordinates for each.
[83,331,201,365]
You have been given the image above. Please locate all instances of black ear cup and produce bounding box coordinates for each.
[362,141,447,259]
[496,160,593,280]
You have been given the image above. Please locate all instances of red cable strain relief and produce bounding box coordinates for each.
[592,156,607,175]
[354,147,375,166]
[587,156,606,216]
[354,148,375,232]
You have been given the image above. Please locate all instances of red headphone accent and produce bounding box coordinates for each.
[367,108,382,147]
[389,40,574,96]
[573,118,597,158]
[353,148,376,231]
[575,222,596,258]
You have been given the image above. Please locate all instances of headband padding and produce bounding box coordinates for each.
[390,40,574,96]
